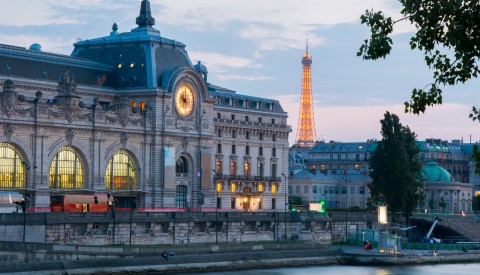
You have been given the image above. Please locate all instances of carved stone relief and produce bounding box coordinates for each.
[3,124,15,142]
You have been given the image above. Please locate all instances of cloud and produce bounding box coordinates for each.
[189,51,258,71]
[153,0,407,51]
[216,75,275,81]
[0,0,133,27]
[0,34,73,55]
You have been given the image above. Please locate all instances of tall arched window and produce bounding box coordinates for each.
[216,160,222,174]
[49,146,83,189]
[230,161,237,176]
[0,143,25,188]
[244,162,250,177]
[176,156,189,174]
[105,150,136,191]
[176,185,187,209]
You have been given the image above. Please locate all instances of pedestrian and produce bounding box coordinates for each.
[168,251,175,258]
[162,251,168,261]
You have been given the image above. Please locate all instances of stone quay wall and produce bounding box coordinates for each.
[0,211,332,246]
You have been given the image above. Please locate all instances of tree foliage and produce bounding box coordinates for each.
[358,1,480,118]
[473,145,480,174]
[288,195,307,210]
[368,112,425,222]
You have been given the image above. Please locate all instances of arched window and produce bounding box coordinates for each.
[176,185,187,209]
[176,156,189,174]
[105,149,136,191]
[0,143,25,188]
[244,162,250,177]
[230,161,237,176]
[216,160,222,174]
[49,146,83,189]
[271,163,277,178]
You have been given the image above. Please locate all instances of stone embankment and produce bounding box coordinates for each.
[3,245,480,274]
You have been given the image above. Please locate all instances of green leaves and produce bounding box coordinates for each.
[404,84,443,114]
[357,10,393,60]
[369,112,424,221]
[473,145,480,175]
[359,0,480,120]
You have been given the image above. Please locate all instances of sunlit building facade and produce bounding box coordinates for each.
[0,0,290,212]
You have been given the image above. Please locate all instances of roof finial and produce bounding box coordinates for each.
[136,0,155,27]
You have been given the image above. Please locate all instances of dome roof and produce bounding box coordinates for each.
[29,43,41,51]
[194,61,208,73]
[423,161,454,183]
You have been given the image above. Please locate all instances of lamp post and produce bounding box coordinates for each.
[21,161,28,242]
[281,173,287,243]
[341,175,349,243]
[127,163,136,246]
[212,169,218,245]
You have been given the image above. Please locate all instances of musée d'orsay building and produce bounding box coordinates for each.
[0,0,290,212]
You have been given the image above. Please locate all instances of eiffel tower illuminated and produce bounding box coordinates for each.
[295,40,317,147]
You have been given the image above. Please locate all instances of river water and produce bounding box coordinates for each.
[193,263,480,275]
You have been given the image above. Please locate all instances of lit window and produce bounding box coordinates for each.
[216,182,222,193]
[105,150,136,191]
[272,185,277,194]
[140,102,145,111]
[117,63,123,69]
[258,184,263,192]
[131,102,137,108]
[129,62,135,68]
[231,183,236,192]
[0,143,26,188]
[50,146,84,189]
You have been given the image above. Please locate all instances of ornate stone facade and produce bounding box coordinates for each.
[0,0,291,213]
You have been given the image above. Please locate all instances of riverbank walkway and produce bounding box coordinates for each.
[2,245,480,274]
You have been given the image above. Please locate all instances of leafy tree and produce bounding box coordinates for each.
[439,196,447,213]
[473,145,480,174]
[357,1,480,118]
[368,112,425,223]
[473,194,480,212]
[288,195,306,210]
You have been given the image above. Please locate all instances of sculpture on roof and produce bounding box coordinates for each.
[136,0,155,27]
[1,79,18,118]
[57,69,78,95]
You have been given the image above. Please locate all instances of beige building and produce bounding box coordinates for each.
[0,1,290,212]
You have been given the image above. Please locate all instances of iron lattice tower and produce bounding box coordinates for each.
[295,40,317,147]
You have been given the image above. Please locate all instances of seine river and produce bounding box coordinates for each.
[191,263,480,275]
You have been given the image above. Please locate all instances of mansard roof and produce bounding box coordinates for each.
[0,43,116,87]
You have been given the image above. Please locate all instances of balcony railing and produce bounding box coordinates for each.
[212,174,281,182]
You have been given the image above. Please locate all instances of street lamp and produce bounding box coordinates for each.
[341,175,349,243]
[212,169,219,245]
[281,172,287,243]
[20,161,36,242]
[127,162,137,246]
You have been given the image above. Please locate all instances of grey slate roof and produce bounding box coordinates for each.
[0,43,116,87]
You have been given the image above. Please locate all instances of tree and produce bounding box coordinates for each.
[288,195,306,210]
[439,196,447,213]
[368,111,425,223]
[357,1,480,118]
[473,194,480,212]
[472,145,480,174]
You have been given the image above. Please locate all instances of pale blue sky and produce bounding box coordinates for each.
[1,0,479,145]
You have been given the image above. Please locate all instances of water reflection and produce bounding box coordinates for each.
[192,263,480,275]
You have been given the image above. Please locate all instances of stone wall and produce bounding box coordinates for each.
[0,211,332,246]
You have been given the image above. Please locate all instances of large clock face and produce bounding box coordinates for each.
[175,84,195,117]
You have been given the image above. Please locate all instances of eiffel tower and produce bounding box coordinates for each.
[295,40,317,147]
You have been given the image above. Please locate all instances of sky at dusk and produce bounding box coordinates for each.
[1,0,479,145]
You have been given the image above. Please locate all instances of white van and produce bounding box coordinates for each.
[0,191,24,213]
[0,202,21,213]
